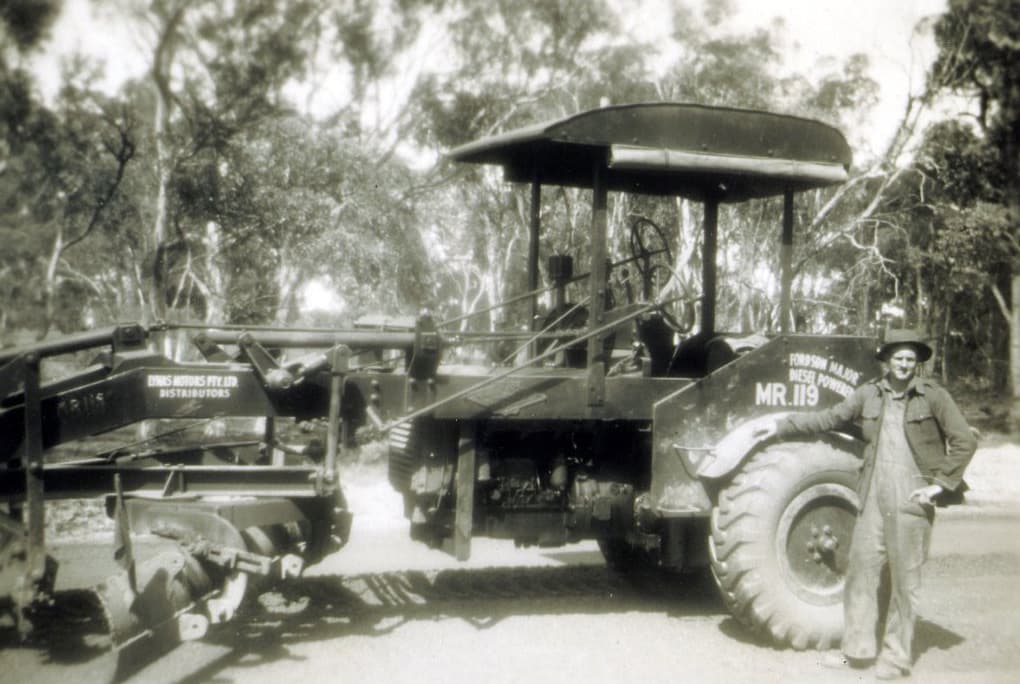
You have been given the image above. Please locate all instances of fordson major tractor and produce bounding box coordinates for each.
[1,102,879,654]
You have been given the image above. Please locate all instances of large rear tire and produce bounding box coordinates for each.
[709,439,860,650]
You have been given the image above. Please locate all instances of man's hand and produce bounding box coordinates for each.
[908,484,944,506]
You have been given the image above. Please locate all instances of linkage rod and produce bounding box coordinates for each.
[381,297,676,432]
[0,326,129,365]
[437,248,667,330]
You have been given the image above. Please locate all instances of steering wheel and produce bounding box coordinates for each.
[627,216,693,331]
[628,216,673,301]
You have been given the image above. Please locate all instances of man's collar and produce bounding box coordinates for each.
[878,375,925,396]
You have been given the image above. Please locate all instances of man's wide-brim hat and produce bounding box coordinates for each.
[877,329,933,363]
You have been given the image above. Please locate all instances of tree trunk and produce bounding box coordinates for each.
[856,267,871,335]
[1009,268,1020,435]
[1007,125,1020,435]
[274,261,302,325]
[941,302,951,385]
[39,225,63,340]
[147,3,188,357]
[150,91,171,325]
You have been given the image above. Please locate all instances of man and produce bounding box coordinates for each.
[756,329,977,680]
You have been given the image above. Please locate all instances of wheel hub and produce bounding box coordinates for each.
[776,483,858,605]
[806,524,840,562]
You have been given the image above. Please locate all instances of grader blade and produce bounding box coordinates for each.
[94,549,216,648]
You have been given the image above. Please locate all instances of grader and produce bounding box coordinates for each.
[1,102,878,653]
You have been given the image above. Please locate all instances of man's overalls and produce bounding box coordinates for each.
[842,384,933,672]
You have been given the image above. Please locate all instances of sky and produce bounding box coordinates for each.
[626,0,949,157]
[32,0,950,160]
[26,0,951,314]
[742,0,950,154]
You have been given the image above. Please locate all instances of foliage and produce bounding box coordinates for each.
[1,0,1012,403]
[0,59,138,339]
[410,1,883,336]
[920,0,1020,420]
[931,0,1020,138]
[0,0,60,53]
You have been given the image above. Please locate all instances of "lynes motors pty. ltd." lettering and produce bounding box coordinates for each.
[147,373,239,399]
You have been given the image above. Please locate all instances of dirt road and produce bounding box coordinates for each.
[4,446,1020,684]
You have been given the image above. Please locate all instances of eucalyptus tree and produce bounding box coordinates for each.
[409,0,624,332]
[923,0,1020,429]
[0,0,59,56]
[1,5,137,341]
[838,0,1020,429]
[92,0,447,335]
[1,1,55,338]
[201,115,432,325]
[103,0,329,332]
[0,64,58,338]
[411,0,891,340]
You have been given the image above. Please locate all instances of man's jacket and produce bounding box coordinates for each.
[777,376,978,505]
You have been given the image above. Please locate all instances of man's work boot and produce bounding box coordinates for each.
[875,660,910,680]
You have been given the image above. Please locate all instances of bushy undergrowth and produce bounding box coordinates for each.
[45,498,112,541]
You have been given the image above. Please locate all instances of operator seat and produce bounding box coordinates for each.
[665,331,769,377]
[667,330,715,377]
[635,312,676,376]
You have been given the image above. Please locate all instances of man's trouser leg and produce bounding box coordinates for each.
[841,491,885,660]
[878,503,933,672]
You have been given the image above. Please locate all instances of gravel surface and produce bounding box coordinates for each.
[3,442,1019,684]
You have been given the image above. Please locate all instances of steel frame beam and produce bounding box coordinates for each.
[0,464,325,501]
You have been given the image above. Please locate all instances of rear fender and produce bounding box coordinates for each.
[697,413,863,480]
[649,334,878,514]
[698,412,791,479]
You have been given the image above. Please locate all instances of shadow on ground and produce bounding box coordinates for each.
[914,618,965,658]
[5,564,971,682]
[0,589,112,662]
[168,564,724,683]
[2,563,727,683]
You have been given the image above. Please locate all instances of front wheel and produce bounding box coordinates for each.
[709,439,860,650]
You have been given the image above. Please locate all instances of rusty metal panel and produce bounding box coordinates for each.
[408,372,690,421]
[0,362,332,463]
[343,369,689,423]
[650,335,880,514]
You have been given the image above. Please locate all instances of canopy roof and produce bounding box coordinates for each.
[447,102,853,202]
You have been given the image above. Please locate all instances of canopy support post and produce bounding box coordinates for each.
[587,165,608,408]
[528,175,541,344]
[701,198,719,336]
[780,190,794,333]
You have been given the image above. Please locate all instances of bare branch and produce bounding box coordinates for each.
[990,282,1015,325]
[62,126,135,253]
